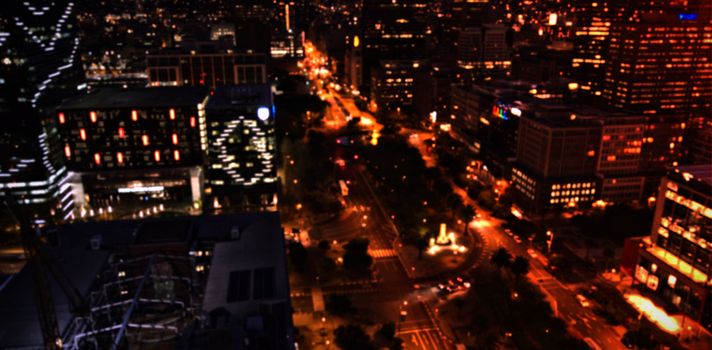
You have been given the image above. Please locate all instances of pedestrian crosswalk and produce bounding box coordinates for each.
[369,248,397,259]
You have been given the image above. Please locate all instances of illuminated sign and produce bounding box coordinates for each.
[257,106,270,121]
[678,13,697,21]
[492,103,509,120]
[118,185,165,193]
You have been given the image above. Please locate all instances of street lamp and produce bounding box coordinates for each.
[546,230,554,254]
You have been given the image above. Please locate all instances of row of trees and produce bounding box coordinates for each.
[490,247,530,282]
[287,238,374,279]
[356,134,474,245]
[439,248,586,349]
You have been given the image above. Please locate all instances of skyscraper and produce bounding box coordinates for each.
[0,0,81,221]
[634,165,712,332]
[602,13,711,115]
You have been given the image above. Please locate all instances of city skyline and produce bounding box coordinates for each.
[0,0,710,349]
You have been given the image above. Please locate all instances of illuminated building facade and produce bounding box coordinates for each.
[205,85,277,212]
[457,24,510,71]
[371,59,426,110]
[512,115,601,213]
[635,165,712,331]
[595,114,686,202]
[56,87,210,219]
[0,0,80,221]
[570,0,611,98]
[602,14,712,115]
[359,0,429,99]
[147,49,267,88]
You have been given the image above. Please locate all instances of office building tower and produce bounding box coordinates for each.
[0,0,80,221]
[602,14,712,115]
[570,0,611,97]
[359,0,429,99]
[371,59,427,111]
[205,85,277,212]
[634,165,712,332]
[56,87,210,220]
[511,115,601,213]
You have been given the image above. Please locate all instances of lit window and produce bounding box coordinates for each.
[667,275,676,288]
[90,111,97,123]
[173,150,180,161]
[142,135,149,146]
[64,144,71,158]
[94,153,101,165]
[118,127,125,138]
[190,116,196,128]
[117,152,124,164]
[154,150,161,162]
[172,133,178,145]
[80,128,87,141]
[169,108,176,120]
[131,110,138,121]
[58,113,65,124]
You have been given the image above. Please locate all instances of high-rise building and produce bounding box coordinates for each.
[359,0,429,101]
[634,165,712,332]
[0,0,81,221]
[595,113,686,202]
[602,14,712,115]
[56,87,210,220]
[370,59,427,110]
[570,0,611,97]
[512,115,601,213]
[205,85,277,212]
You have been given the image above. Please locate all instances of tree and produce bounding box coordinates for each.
[326,295,355,316]
[318,240,331,251]
[477,189,496,209]
[343,238,373,275]
[459,205,476,234]
[334,324,374,350]
[415,235,429,259]
[287,241,308,271]
[376,322,396,341]
[490,247,512,275]
[510,256,530,283]
[375,323,403,350]
[446,193,465,218]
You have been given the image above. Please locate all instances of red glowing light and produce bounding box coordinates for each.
[190,116,196,128]
[80,128,87,141]
[154,150,161,162]
[172,133,178,145]
[142,135,149,146]
[58,113,65,124]
[90,111,97,123]
[131,110,138,121]
[169,108,176,120]
[173,150,180,161]
[118,127,125,138]
[94,153,101,165]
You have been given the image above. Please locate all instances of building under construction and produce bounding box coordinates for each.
[0,213,293,349]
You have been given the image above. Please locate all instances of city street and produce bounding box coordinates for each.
[299,41,629,349]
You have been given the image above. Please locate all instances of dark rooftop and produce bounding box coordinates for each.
[58,87,210,110]
[206,84,273,110]
[0,212,287,349]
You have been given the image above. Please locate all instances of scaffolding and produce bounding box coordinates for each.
[62,253,203,349]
